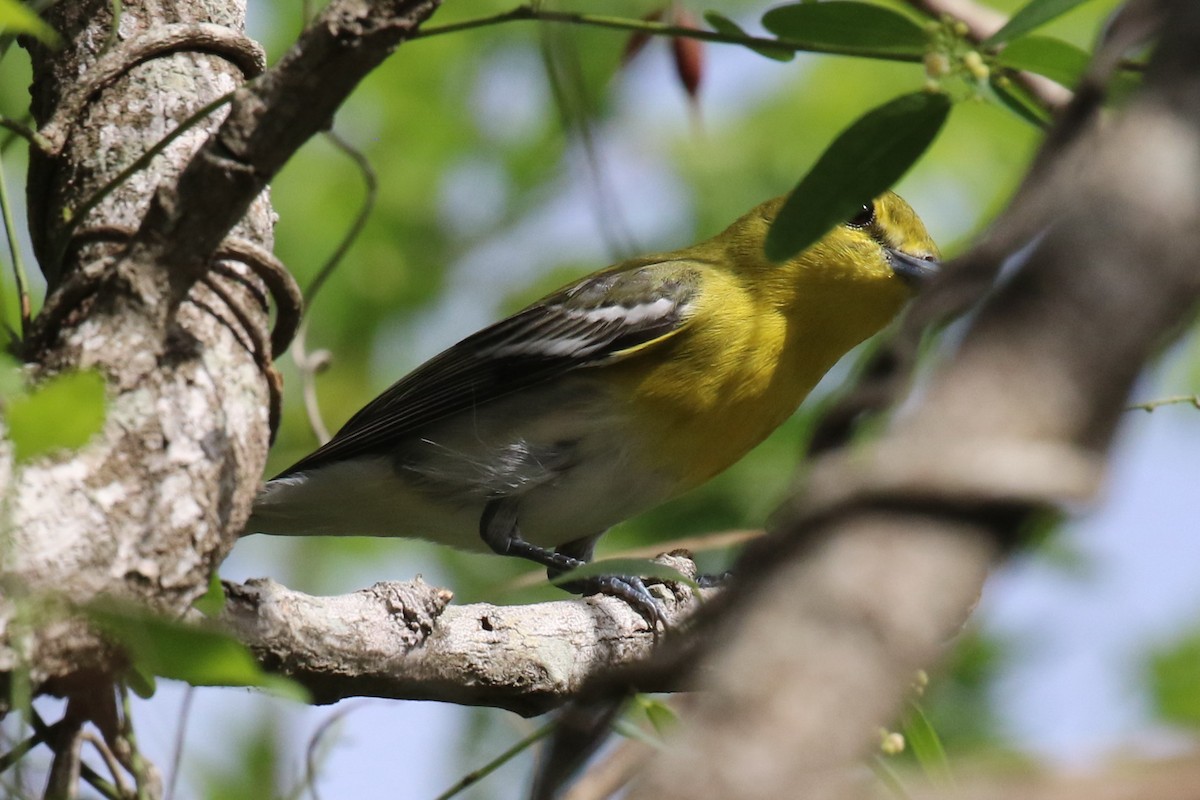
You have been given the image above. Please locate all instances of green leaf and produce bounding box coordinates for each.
[996,35,1089,87]
[635,695,679,737]
[704,11,794,62]
[6,369,107,463]
[761,1,928,58]
[984,0,1095,47]
[1149,629,1200,727]
[89,602,310,702]
[0,353,24,399]
[765,91,951,262]
[0,0,59,45]
[193,572,228,618]
[549,558,699,590]
[903,701,954,786]
[612,718,669,748]
[987,76,1051,128]
[127,664,157,699]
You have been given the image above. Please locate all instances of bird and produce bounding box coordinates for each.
[246,191,939,625]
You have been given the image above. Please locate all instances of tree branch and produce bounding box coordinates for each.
[222,556,711,717]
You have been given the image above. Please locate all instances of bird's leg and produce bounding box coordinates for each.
[479,500,666,630]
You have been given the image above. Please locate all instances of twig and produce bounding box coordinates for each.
[1127,394,1200,412]
[298,700,371,800]
[304,131,377,305]
[288,130,379,444]
[30,711,123,800]
[900,0,1072,111]
[561,735,653,800]
[43,710,84,800]
[116,686,158,800]
[0,116,51,154]
[82,731,134,798]
[163,687,193,800]
[433,721,554,800]
[0,723,59,775]
[414,4,926,64]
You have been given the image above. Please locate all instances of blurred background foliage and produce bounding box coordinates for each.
[12,0,1200,798]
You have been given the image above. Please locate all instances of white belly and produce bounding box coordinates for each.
[246,380,675,551]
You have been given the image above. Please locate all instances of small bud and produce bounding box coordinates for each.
[913,669,929,695]
[621,8,664,66]
[879,730,906,755]
[670,7,705,100]
[963,50,989,81]
[954,20,970,37]
[924,51,951,78]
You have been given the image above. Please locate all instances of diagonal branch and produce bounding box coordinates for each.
[621,1,1200,798]
[128,0,441,306]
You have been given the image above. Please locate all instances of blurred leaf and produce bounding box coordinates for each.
[762,1,927,57]
[0,0,59,45]
[612,718,668,748]
[903,701,954,786]
[6,369,107,463]
[193,572,228,618]
[90,602,309,702]
[549,557,699,589]
[988,75,1051,127]
[704,11,793,61]
[766,91,951,262]
[635,695,679,737]
[1149,629,1200,727]
[984,0,1095,47]
[127,664,157,699]
[996,35,1089,87]
[0,352,24,398]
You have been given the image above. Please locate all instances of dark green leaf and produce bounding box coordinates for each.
[90,602,310,702]
[765,91,950,262]
[996,35,1089,87]
[0,0,59,45]
[127,664,157,699]
[6,370,107,463]
[984,0,1095,47]
[761,1,928,57]
[988,76,1051,128]
[549,558,699,590]
[1149,629,1200,727]
[704,11,794,61]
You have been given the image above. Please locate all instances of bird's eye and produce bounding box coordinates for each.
[847,203,875,228]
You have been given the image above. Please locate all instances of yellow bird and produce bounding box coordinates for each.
[247,192,939,623]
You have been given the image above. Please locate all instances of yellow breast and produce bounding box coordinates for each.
[614,263,910,494]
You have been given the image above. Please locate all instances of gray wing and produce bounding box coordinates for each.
[274,260,703,478]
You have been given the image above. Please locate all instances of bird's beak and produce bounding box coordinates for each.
[887,249,939,287]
